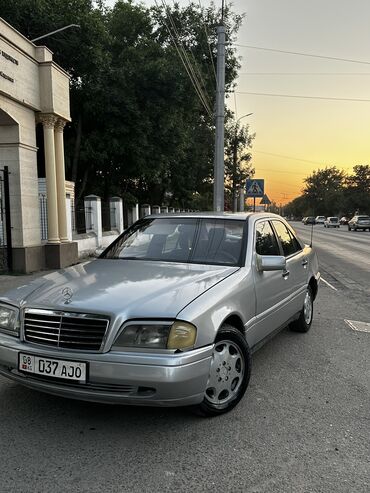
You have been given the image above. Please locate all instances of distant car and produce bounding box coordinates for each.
[0,212,320,416]
[303,217,315,225]
[315,216,326,224]
[340,217,349,225]
[348,215,370,231]
[324,217,340,228]
[301,217,307,223]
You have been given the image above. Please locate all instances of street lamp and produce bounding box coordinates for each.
[236,112,253,125]
[31,24,80,43]
[232,113,253,212]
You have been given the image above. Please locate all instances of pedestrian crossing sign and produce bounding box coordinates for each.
[246,179,264,197]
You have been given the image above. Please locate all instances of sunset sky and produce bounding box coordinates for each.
[107,0,370,205]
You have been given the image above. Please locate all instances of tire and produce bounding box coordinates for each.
[290,286,313,333]
[348,225,351,231]
[194,324,251,417]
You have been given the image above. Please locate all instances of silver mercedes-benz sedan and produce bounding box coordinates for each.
[0,213,320,416]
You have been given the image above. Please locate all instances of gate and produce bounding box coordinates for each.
[0,167,12,272]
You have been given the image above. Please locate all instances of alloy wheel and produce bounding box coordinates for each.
[303,290,313,325]
[205,340,245,406]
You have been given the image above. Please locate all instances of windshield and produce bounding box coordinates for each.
[101,218,246,266]
[329,217,339,222]
[358,216,370,221]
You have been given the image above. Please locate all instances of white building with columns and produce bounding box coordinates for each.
[0,17,78,272]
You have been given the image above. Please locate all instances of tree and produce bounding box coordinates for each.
[303,166,346,216]
[344,165,370,214]
[224,121,255,211]
[1,0,244,209]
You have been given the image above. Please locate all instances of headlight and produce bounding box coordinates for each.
[0,304,20,336]
[113,321,197,350]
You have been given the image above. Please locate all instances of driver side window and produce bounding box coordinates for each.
[255,221,280,256]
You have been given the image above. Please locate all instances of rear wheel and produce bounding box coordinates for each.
[195,325,251,417]
[290,286,313,333]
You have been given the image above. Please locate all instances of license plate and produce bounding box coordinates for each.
[19,353,87,382]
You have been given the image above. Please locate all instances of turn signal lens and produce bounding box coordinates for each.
[167,321,197,350]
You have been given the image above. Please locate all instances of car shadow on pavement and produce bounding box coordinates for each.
[0,325,301,431]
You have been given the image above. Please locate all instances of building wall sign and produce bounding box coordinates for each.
[1,50,18,65]
[0,38,40,109]
[0,70,14,83]
[0,50,18,84]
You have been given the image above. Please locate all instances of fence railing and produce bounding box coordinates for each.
[39,194,48,241]
[39,194,186,242]
[72,204,92,234]
[101,202,116,231]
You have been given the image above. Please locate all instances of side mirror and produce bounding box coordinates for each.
[256,254,286,272]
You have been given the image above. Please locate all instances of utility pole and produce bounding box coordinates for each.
[213,18,226,212]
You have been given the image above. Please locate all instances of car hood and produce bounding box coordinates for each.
[1,259,239,319]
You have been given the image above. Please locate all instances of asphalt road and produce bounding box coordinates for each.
[0,235,369,492]
[291,221,370,297]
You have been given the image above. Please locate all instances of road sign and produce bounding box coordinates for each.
[260,194,271,205]
[246,179,264,198]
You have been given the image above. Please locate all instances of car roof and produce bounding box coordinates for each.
[145,212,284,221]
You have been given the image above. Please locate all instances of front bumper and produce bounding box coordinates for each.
[0,333,213,406]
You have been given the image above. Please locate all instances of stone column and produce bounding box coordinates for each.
[38,114,59,243]
[110,197,124,233]
[54,119,69,242]
[131,204,139,224]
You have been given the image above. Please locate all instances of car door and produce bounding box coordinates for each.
[249,219,291,346]
[271,220,308,318]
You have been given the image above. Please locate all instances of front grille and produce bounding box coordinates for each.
[24,310,109,351]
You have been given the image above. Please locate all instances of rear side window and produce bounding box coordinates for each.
[272,221,302,257]
[255,221,280,256]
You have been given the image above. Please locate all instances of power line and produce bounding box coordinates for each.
[162,0,212,114]
[154,0,212,116]
[234,44,370,66]
[238,72,370,76]
[253,151,353,171]
[235,91,370,103]
[165,0,211,111]
[197,0,217,84]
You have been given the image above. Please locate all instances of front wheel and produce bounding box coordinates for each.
[195,325,251,417]
[290,286,313,333]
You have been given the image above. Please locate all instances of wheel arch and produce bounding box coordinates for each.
[220,314,245,337]
[309,276,318,300]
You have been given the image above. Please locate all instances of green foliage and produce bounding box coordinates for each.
[224,121,255,211]
[1,0,244,209]
[285,165,370,218]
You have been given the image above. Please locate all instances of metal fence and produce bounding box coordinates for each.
[101,202,116,231]
[0,167,12,272]
[72,203,92,235]
[39,194,48,241]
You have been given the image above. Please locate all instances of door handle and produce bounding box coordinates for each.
[302,259,308,267]
[282,269,290,278]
